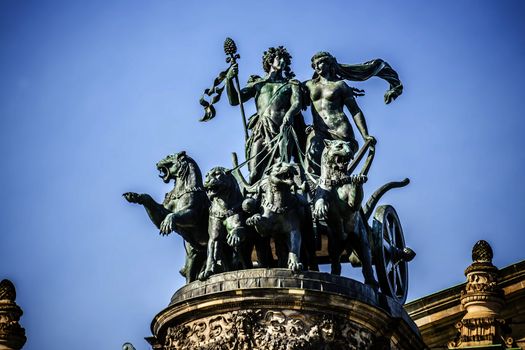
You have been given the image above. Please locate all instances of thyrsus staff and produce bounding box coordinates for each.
[199,38,248,142]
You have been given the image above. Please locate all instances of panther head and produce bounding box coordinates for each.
[322,140,354,171]
[267,162,298,188]
[204,166,239,200]
[156,151,189,184]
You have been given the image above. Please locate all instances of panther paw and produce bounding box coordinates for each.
[246,214,262,227]
[313,199,328,220]
[198,264,218,281]
[159,213,175,235]
[351,174,368,185]
[227,232,242,247]
[123,192,143,204]
[288,254,303,272]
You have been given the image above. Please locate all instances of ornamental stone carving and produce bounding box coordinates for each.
[149,269,424,350]
[163,309,379,350]
[448,240,515,349]
[0,279,26,350]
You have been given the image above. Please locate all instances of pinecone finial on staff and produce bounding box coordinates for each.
[224,37,240,64]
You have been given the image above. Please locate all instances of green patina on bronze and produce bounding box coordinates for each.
[125,37,415,304]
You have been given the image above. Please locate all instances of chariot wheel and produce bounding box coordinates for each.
[372,205,410,304]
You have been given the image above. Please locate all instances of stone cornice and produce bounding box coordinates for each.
[149,269,426,349]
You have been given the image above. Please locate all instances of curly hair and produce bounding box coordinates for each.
[262,46,295,79]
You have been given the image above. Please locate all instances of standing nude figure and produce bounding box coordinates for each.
[304,52,402,174]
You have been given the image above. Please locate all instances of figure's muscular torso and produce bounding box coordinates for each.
[254,80,292,126]
[306,79,356,140]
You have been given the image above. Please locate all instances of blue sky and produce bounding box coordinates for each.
[1,1,524,349]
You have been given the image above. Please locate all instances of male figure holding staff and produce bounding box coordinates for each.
[226,46,305,185]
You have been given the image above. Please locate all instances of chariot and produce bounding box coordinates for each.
[315,202,414,305]
[234,134,415,305]
[310,138,414,304]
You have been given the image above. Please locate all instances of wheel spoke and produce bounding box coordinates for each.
[388,218,397,247]
[382,237,392,252]
[385,220,392,243]
[395,265,404,293]
[375,206,408,303]
[383,238,393,271]
[389,265,397,292]
[384,251,393,273]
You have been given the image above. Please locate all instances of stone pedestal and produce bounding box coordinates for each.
[147,269,425,350]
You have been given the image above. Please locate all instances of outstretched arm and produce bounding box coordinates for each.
[343,84,372,142]
[282,81,303,126]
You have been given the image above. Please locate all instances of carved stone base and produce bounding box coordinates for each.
[147,269,426,350]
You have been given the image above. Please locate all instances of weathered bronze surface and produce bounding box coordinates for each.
[245,162,317,272]
[199,166,247,280]
[123,152,209,283]
[125,37,415,304]
[303,52,402,175]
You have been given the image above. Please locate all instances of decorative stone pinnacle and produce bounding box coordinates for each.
[472,240,493,263]
[0,279,16,301]
[448,241,514,349]
[0,279,26,350]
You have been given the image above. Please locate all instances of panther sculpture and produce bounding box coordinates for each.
[246,162,313,272]
[199,166,247,280]
[312,140,379,288]
[123,151,209,283]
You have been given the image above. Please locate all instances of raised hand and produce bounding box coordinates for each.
[227,63,238,80]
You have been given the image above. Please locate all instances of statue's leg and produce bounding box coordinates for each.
[185,242,206,283]
[254,234,275,268]
[220,242,234,272]
[287,227,303,272]
[306,132,324,176]
[327,222,344,275]
[274,238,288,268]
[248,139,268,185]
[350,215,379,290]
[300,209,319,271]
[348,183,365,211]
[199,218,223,280]
[237,244,253,270]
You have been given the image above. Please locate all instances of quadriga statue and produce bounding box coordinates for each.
[123,151,209,283]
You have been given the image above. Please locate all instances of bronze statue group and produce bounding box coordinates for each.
[124,39,415,301]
